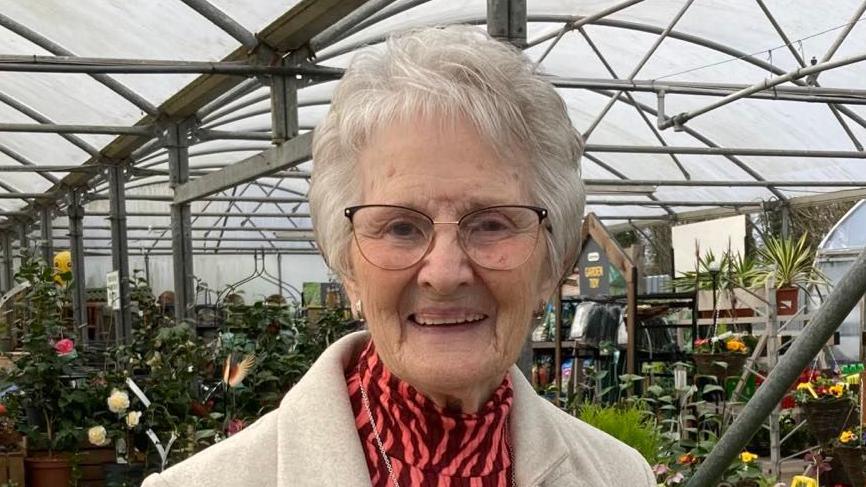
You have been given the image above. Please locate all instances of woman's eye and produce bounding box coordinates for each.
[386,221,423,238]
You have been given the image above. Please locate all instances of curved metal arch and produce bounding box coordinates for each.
[202,98,332,130]
[137,145,275,169]
[315,13,866,133]
[0,12,158,115]
[0,92,99,157]
[313,13,806,201]
[0,143,58,185]
[585,87,786,201]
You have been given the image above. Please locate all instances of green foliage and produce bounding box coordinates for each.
[671,250,759,292]
[577,402,661,464]
[754,233,827,289]
[2,252,98,454]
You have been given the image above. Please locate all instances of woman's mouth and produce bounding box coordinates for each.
[408,313,488,327]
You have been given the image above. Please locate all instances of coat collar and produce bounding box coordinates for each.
[275,331,570,486]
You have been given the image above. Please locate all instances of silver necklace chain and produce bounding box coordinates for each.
[358,373,517,487]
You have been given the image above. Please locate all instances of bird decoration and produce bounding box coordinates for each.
[223,353,256,388]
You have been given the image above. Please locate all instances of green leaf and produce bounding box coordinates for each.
[703,384,725,394]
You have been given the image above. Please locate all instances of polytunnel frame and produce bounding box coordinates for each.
[0,1,862,484]
[0,0,863,334]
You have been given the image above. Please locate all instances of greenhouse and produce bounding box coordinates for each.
[0,0,865,485]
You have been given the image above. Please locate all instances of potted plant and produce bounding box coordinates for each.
[792,371,857,445]
[754,233,827,315]
[833,426,865,486]
[672,251,762,319]
[1,254,89,486]
[691,332,750,380]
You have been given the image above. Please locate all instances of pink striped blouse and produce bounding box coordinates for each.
[346,341,514,487]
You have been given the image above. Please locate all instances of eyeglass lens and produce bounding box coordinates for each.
[350,206,543,270]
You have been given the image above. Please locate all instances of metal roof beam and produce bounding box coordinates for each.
[584,179,866,187]
[586,144,866,158]
[0,55,343,77]
[0,12,157,115]
[659,51,866,130]
[174,131,313,204]
[582,0,694,139]
[811,0,866,84]
[549,77,866,105]
[586,199,763,207]
[577,27,690,180]
[0,123,154,136]
[179,0,258,48]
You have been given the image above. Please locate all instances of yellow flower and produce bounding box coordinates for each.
[107,389,130,414]
[796,382,819,399]
[726,340,746,353]
[125,410,142,429]
[88,425,109,446]
[739,451,758,463]
[829,384,845,398]
[840,430,856,444]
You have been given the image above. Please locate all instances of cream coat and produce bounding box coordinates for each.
[142,332,654,486]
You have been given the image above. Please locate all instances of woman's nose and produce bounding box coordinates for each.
[416,226,475,294]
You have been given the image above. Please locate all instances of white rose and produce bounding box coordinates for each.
[107,389,130,414]
[125,410,142,429]
[88,426,109,446]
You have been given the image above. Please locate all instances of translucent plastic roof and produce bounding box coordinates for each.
[1,0,865,253]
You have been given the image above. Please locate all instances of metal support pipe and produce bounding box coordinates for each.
[811,0,866,84]
[195,129,273,141]
[583,179,866,187]
[0,232,12,292]
[38,207,52,265]
[17,223,28,255]
[586,144,866,158]
[0,122,154,136]
[166,122,196,322]
[270,58,299,144]
[179,0,258,48]
[0,55,344,77]
[487,0,527,48]
[66,191,87,345]
[532,0,645,69]
[549,76,866,105]
[687,245,866,486]
[107,165,132,344]
[583,0,694,139]
[661,51,866,129]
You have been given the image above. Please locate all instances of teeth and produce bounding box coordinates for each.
[413,314,485,325]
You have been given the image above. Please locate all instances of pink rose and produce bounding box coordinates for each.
[227,418,247,437]
[54,338,75,356]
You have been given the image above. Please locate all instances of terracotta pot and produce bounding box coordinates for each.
[775,287,799,316]
[25,454,72,487]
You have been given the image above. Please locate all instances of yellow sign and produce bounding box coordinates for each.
[585,265,604,289]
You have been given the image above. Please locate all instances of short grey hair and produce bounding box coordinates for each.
[309,25,585,283]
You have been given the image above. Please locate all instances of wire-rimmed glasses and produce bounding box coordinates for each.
[344,204,548,270]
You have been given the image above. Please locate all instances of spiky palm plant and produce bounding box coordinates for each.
[754,233,827,289]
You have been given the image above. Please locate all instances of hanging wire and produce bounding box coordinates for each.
[651,15,866,81]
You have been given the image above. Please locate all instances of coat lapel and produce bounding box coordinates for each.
[509,366,571,486]
[275,332,372,486]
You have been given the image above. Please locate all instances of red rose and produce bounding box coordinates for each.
[227,418,247,436]
[54,338,75,356]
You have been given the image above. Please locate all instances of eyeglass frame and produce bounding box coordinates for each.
[343,204,549,271]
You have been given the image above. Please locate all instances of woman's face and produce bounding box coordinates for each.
[344,114,555,409]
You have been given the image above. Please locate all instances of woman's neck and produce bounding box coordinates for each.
[412,376,504,414]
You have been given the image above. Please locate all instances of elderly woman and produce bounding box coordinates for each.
[143,26,653,486]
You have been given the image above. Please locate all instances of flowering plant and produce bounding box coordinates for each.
[792,371,855,404]
[833,426,864,448]
[692,332,750,355]
[0,254,97,454]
